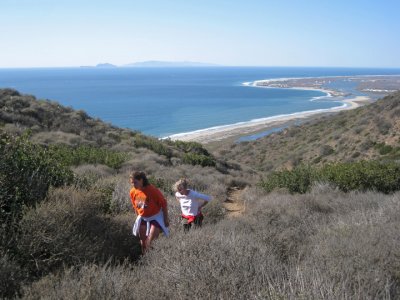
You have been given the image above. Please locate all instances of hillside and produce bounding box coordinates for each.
[0,88,243,174]
[217,91,400,172]
[1,88,400,299]
[0,88,134,147]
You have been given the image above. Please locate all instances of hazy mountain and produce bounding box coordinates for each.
[123,60,219,67]
[79,63,117,68]
[95,63,117,68]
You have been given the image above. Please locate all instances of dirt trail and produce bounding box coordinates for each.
[224,187,246,218]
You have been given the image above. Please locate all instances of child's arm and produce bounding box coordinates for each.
[192,190,212,210]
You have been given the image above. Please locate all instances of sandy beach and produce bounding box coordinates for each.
[167,92,371,144]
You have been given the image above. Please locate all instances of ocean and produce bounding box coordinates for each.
[1,67,399,138]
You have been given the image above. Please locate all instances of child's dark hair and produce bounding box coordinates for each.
[130,171,150,186]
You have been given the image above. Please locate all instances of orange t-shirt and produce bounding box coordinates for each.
[130,184,167,217]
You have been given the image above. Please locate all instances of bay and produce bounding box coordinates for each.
[1,66,399,137]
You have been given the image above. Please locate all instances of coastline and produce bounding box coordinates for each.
[248,77,346,97]
[167,79,371,144]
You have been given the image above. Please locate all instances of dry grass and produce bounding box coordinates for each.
[72,164,116,178]
[20,186,400,299]
[16,187,140,277]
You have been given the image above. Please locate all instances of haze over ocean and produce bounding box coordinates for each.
[1,66,399,138]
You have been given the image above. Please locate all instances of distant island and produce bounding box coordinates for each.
[80,63,117,68]
[95,63,117,68]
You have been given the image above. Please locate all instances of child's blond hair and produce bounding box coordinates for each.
[173,178,189,192]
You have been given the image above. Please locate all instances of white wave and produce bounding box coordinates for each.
[164,102,345,140]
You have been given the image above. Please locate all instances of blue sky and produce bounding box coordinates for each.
[1,0,399,68]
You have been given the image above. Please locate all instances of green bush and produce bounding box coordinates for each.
[169,140,211,156]
[132,136,216,167]
[0,252,26,299]
[320,161,400,193]
[0,132,73,231]
[48,144,128,169]
[133,134,172,158]
[320,145,334,156]
[260,161,400,194]
[260,165,316,194]
[182,153,216,167]
[148,176,174,195]
[169,140,217,167]
[374,142,394,155]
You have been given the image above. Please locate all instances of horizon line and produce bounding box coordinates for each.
[1,65,400,70]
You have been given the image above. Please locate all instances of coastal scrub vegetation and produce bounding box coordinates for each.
[218,91,400,172]
[260,160,400,194]
[48,144,129,169]
[0,132,73,232]
[0,89,217,168]
[20,186,400,299]
[1,88,400,299]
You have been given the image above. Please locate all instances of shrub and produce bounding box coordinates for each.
[169,140,211,156]
[320,144,334,156]
[148,176,174,195]
[360,139,374,151]
[0,131,73,234]
[132,136,217,167]
[72,164,115,178]
[110,179,132,214]
[17,187,139,277]
[21,263,139,300]
[0,88,20,98]
[260,165,316,194]
[391,108,400,118]
[0,252,26,299]
[260,161,400,194]
[375,117,392,135]
[319,161,400,193]
[201,196,226,224]
[48,144,129,169]
[182,153,216,167]
[133,134,172,158]
[375,142,393,155]
[22,189,400,299]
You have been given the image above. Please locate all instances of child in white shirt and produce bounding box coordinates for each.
[174,178,212,231]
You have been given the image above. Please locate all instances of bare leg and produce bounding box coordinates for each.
[139,223,147,254]
[145,224,160,250]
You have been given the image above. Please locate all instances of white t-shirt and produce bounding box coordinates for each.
[175,189,212,216]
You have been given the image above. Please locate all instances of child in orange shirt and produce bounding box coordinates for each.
[130,171,169,253]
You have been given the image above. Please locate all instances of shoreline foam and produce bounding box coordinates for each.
[166,93,370,143]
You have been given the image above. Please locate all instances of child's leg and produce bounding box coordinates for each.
[194,214,204,228]
[146,222,160,250]
[138,223,147,254]
[181,217,192,232]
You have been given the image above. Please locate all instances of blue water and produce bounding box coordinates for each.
[1,67,399,138]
